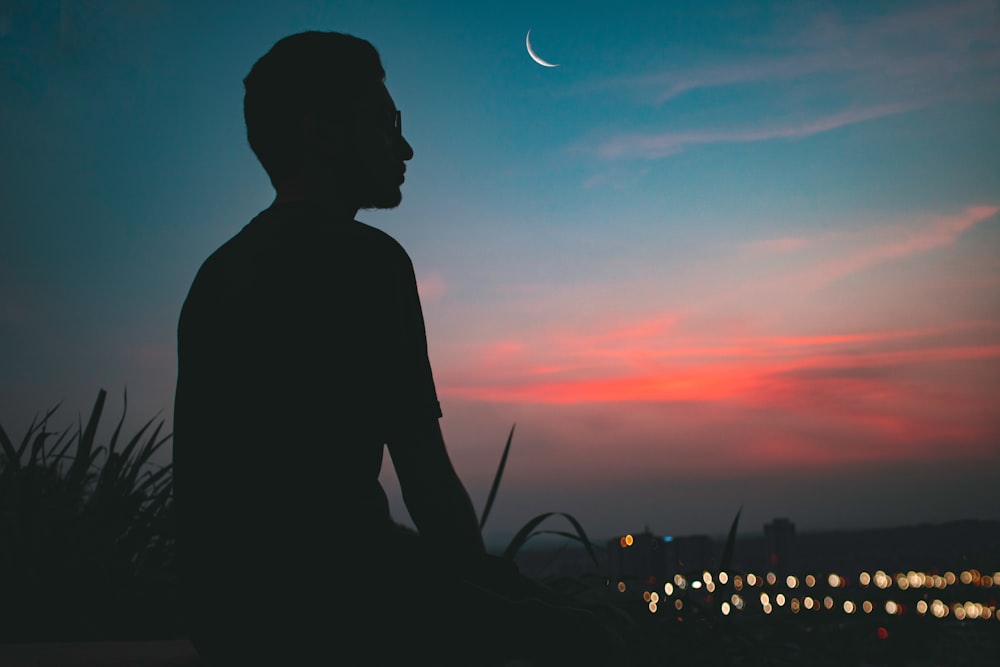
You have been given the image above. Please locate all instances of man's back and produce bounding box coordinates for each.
[173,201,442,643]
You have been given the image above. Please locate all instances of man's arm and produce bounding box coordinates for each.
[386,417,486,561]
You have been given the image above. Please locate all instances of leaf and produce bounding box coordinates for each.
[718,504,743,575]
[502,511,600,568]
[479,423,515,531]
[66,389,106,493]
[0,421,17,468]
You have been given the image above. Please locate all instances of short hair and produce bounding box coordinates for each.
[243,31,386,187]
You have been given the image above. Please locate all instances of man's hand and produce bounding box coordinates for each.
[386,418,486,560]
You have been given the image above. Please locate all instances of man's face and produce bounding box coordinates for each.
[332,83,414,211]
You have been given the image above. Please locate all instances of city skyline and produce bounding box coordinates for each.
[1,0,999,542]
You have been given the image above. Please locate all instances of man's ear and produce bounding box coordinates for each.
[302,109,346,158]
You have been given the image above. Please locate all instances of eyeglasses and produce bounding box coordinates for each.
[393,109,401,137]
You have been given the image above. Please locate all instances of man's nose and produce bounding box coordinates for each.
[399,134,414,161]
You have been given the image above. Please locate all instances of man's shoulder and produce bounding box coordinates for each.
[185,207,413,297]
[351,219,413,265]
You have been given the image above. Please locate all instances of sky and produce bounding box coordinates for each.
[1,0,998,548]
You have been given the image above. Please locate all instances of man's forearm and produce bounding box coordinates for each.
[404,472,486,557]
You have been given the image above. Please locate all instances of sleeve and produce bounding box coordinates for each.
[395,248,443,421]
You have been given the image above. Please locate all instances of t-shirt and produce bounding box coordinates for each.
[172,201,441,618]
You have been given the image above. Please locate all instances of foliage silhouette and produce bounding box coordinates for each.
[0,389,177,641]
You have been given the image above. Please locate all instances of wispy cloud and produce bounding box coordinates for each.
[595,104,913,160]
[795,205,999,290]
[582,0,999,162]
[617,0,1000,105]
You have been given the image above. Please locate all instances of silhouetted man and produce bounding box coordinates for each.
[174,31,618,667]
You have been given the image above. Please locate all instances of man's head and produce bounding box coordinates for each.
[243,31,412,210]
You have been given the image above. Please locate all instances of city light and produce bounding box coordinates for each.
[603,528,996,628]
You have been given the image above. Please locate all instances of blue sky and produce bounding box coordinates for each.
[2,0,998,545]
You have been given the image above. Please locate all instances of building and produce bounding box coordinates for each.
[763,517,796,574]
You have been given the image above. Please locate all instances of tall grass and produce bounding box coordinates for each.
[0,389,178,641]
[480,423,600,568]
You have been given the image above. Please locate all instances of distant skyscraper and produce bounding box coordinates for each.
[606,527,669,583]
[764,517,796,574]
[672,534,712,574]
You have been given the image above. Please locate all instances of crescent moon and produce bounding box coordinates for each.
[526,30,559,68]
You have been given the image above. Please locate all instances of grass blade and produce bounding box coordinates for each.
[718,504,743,574]
[502,511,600,568]
[479,422,515,531]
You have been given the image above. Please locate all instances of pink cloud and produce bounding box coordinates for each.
[799,205,999,289]
[416,271,448,302]
[747,237,813,254]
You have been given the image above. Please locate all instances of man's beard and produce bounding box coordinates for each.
[355,180,402,210]
[330,148,403,211]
